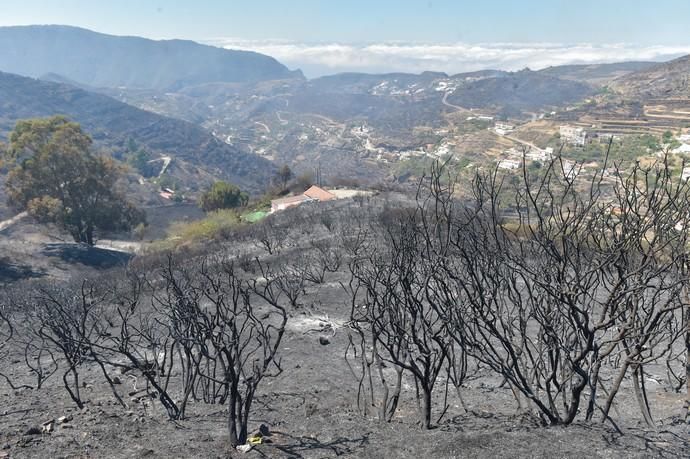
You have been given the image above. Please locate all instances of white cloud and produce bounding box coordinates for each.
[203,39,690,77]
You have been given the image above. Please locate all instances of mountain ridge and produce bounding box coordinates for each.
[0,25,303,91]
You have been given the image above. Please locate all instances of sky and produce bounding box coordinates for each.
[3,0,690,76]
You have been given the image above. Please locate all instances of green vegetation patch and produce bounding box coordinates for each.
[149,209,243,251]
[242,210,268,223]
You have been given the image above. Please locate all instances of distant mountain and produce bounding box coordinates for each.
[0,25,303,90]
[537,62,657,85]
[0,71,274,192]
[610,55,690,99]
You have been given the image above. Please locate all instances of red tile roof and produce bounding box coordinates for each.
[303,185,336,201]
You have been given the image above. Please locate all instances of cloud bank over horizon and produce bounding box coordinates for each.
[205,39,690,77]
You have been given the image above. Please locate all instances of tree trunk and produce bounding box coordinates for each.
[86,225,94,246]
[586,360,602,421]
[63,366,83,409]
[228,393,239,447]
[421,386,432,429]
[632,365,654,426]
[685,299,690,423]
[601,361,629,422]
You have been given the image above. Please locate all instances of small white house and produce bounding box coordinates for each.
[494,122,515,136]
[497,159,521,170]
[560,125,587,146]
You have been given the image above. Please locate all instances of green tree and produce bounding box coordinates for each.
[662,130,674,144]
[198,181,248,212]
[661,131,681,151]
[126,147,156,177]
[3,116,144,245]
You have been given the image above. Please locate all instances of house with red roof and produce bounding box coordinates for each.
[269,185,337,213]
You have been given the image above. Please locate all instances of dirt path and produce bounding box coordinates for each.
[147,155,172,177]
[500,133,543,152]
[94,239,142,254]
[0,211,28,233]
[254,121,271,133]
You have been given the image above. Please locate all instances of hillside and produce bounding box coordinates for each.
[0,71,274,192]
[0,25,303,90]
[1,195,688,458]
[446,70,596,116]
[537,61,656,85]
[610,54,690,98]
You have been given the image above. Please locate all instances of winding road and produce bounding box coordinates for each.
[441,91,468,112]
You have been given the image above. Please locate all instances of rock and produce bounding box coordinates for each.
[258,424,270,437]
[318,336,330,345]
[236,444,253,453]
[41,421,54,434]
[23,426,42,436]
[57,415,73,424]
[305,402,318,417]
[111,376,122,385]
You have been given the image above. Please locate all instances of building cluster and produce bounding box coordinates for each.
[498,145,555,170]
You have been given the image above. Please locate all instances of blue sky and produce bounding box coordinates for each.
[3,1,690,75]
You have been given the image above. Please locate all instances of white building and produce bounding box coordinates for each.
[560,125,587,146]
[497,159,521,170]
[494,122,515,136]
[526,148,552,162]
